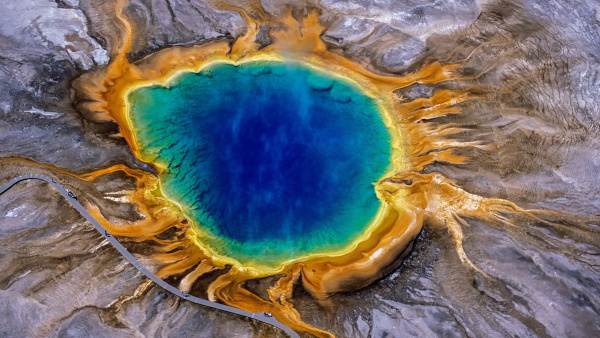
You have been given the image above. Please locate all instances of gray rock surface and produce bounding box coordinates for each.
[318,0,480,73]
[124,0,246,58]
[319,0,481,37]
[0,0,109,71]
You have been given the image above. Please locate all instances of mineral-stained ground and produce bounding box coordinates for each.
[1,0,600,337]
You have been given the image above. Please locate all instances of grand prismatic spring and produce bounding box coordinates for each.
[128,61,392,268]
[2,0,600,336]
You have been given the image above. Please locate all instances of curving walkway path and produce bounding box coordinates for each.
[0,174,299,338]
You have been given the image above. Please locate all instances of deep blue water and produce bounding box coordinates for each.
[129,61,391,266]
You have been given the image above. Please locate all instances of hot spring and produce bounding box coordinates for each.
[128,61,393,268]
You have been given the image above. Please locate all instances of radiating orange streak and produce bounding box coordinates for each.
[87,204,180,237]
[77,164,148,181]
[208,269,334,338]
[155,249,207,279]
[269,264,303,303]
[398,90,470,115]
[121,235,188,248]
[179,260,218,293]
[153,240,190,252]
[153,245,197,264]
